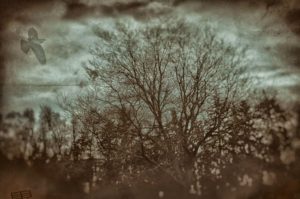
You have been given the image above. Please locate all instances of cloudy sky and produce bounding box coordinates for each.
[0,0,300,116]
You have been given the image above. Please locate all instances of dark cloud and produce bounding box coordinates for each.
[63,1,150,19]
[63,2,96,19]
[112,1,149,11]
[173,0,282,7]
[278,44,300,68]
[286,9,300,36]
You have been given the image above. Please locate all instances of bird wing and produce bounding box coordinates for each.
[28,27,38,39]
[20,39,30,53]
[29,42,46,64]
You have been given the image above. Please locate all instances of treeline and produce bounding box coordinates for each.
[0,96,299,198]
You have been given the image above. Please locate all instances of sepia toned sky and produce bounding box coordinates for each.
[0,0,300,116]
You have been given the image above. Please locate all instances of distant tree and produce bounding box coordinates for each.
[21,108,35,158]
[39,105,55,158]
[51,112,69,158]
[23,108,35,124]
[70,114,80,161]
[0,109,35,159]
[6,111,22,119]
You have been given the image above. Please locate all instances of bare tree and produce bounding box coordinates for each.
[79,18,249,186]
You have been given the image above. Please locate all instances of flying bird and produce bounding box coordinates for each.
[20,27,46,65]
